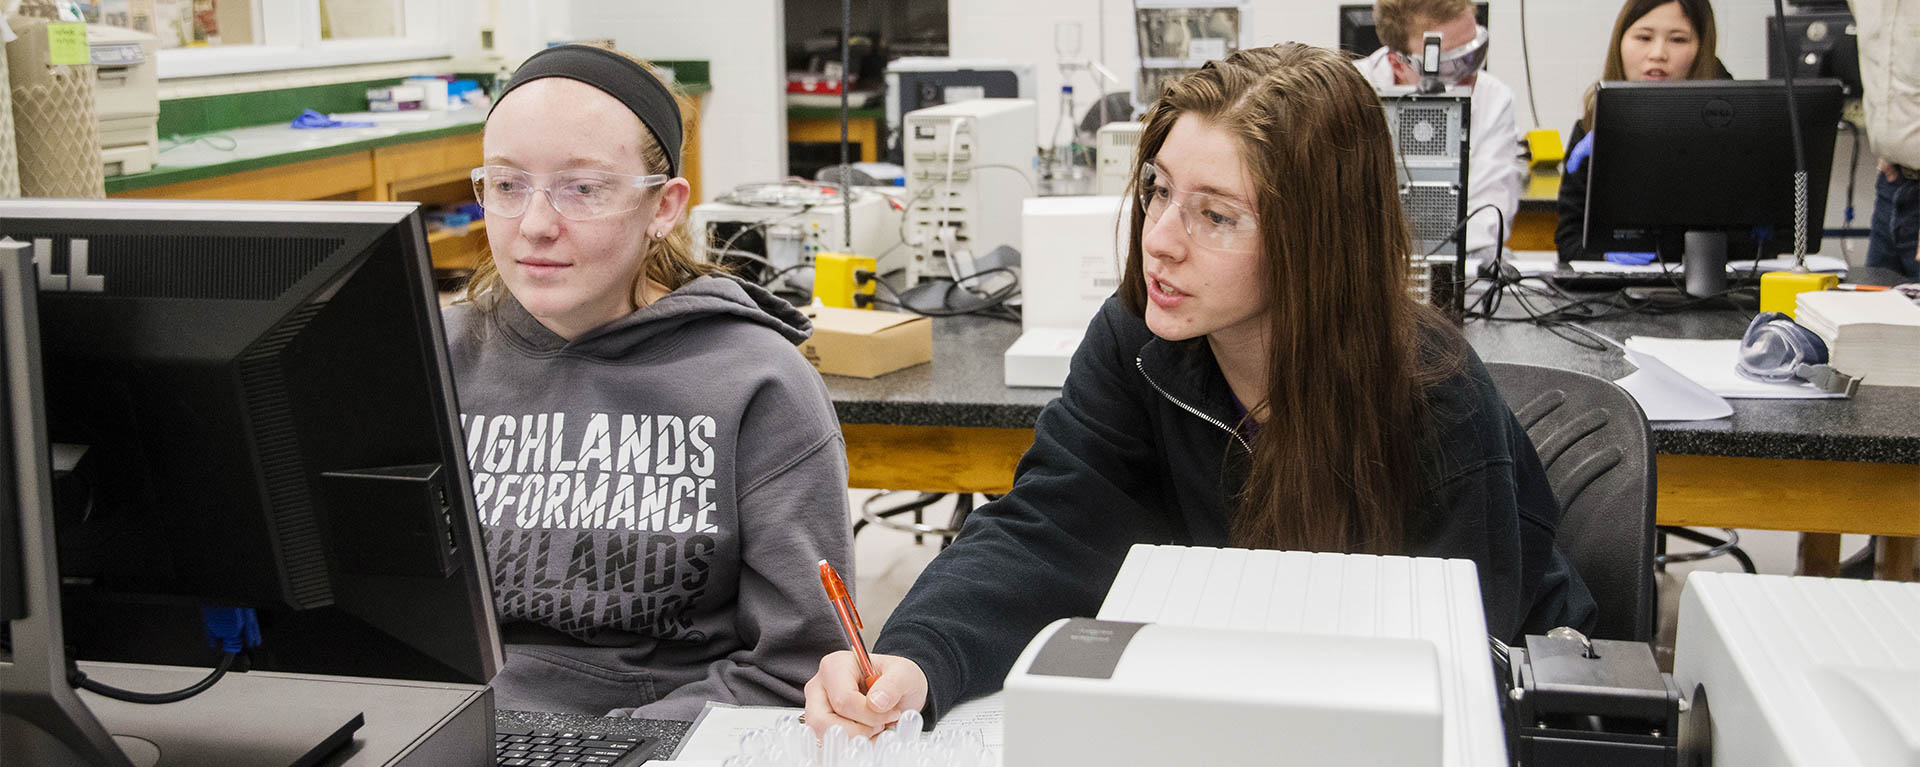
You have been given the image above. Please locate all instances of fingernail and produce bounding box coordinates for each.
[868,689,896,710]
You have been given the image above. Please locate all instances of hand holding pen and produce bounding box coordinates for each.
[804,560,931,738]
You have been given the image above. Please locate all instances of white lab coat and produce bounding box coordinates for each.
[1850,0,1920,169]
[1357,47,1524,254]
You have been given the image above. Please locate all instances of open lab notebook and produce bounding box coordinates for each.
[1098,545,1507,767]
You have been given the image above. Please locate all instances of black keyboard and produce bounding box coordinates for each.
[494,726,659,767]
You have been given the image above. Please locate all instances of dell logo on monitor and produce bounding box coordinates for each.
[33,237,104,292]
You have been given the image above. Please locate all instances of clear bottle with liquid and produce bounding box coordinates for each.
[1048,84,1087,195]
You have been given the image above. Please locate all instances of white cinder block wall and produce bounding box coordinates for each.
[950,0,1876,262]
[567,0,788,204]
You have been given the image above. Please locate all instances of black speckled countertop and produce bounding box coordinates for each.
[495,709,688,760]
[823,279,1920,465]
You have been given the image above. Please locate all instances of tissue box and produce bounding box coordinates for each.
[799,306,931,378]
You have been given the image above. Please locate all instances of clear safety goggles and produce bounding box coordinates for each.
[1392,25,1491,86]
[470,165,669,221]
[1734,312,1859,395]
[1138,161,1260,252]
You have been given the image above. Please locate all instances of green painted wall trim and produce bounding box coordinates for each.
[649,60,711,95]
[106,122,482,194]
[158,60,710,138]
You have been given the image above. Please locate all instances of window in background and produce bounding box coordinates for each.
[77,0,444,78]
[319,0,401,41]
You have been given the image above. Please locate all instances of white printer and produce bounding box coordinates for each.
[89,24,159,177]
[1002,545,1508,767]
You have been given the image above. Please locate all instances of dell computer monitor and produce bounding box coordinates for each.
[1584,79,1843,265]
[0,199,501,687]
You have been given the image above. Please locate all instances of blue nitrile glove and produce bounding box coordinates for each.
[1604,251,1657,266]
[1566,131,1594,173]
[291,109,374,129]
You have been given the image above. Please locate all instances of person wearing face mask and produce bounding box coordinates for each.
[443,45,854,721]
[801,44,1595,737]
[1555,0,1731,265]
[1356,0,1521,256]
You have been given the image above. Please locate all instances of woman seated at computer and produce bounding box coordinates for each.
[445,45,854,720]
[1556,0,1729,263]
[803,43,1597,736]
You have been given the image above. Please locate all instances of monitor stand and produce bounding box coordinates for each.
[1680,230,1729,298]
[71,662,492,767]
[1622,230,1748,305]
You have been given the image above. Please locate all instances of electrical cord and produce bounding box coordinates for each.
[70,652,238,705]
[855,267,1023,320]
[1518,0,1543,129]
[1769,0,1810,265]
[1837,120,1862,261]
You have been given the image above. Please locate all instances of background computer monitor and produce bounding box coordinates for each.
[1584,79,1842,261]
[1337,3,1489,57]
[0,199,501,686]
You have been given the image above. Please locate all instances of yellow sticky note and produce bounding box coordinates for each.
[47,23,89,67]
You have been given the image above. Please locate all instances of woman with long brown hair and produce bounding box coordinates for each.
[803,42,1595,735]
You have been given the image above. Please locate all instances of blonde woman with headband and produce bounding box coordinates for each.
[447,44,853,720]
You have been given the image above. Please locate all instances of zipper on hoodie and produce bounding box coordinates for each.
[1136,356,1253,455]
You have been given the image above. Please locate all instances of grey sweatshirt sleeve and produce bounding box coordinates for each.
[621,410,854,719]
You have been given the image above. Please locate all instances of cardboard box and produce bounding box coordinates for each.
[799,306,932,378]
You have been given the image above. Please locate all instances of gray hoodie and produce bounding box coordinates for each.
[442,275,853,721]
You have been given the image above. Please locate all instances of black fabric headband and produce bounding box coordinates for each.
[492,45,683,178]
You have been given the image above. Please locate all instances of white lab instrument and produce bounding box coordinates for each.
[689,185,903,289]
[901,99,1037,286]
[883,58,1034,164]
[1003,195,1125,387]
[1000,545,1507,767]
[1671,571,1920,767]
[89,24,159,177]
[1095,121,1143,196]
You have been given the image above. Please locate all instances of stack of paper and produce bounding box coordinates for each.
[1796,290,1920,387]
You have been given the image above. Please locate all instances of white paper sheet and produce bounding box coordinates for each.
[671,693,1006,764]
[1625,337,1846,400]
[1615,346,1735,421]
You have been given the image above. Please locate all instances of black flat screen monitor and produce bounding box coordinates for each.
[1584,79,1842,259]
[0,199,501,686]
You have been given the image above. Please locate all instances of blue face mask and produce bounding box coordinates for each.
[1734,312,1860,395]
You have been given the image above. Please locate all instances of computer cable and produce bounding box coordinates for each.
[66,607,259,705]
[1836,120,1862,262]
[70,651,238,705]
[1517,0,1543,129]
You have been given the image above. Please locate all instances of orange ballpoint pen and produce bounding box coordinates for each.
[819,559,880,692]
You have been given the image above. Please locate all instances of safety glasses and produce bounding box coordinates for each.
[1138,161,1260,252]
[470,165,669,221]
[1392,25,1491,87]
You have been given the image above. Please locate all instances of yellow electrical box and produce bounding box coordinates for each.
[1759,270,1840,317]
[814,252,877,310]
[1526,129,1565,167]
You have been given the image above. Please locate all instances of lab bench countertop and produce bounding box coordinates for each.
[821,306,1920,466]
[107,108,488,194]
